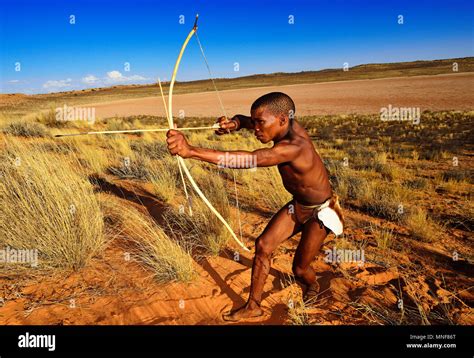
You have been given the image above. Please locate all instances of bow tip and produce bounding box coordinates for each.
[193,14,199,29]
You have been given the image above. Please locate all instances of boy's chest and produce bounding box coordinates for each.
[278,163,300,186]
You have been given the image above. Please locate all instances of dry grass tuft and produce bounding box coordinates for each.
[281,274,311,325]
[251,167,292,213]
[148,158,179,203]
[102,200,196,283]
[404,207,443,242]
[0,138,104,269]
[163,169,234,256]
[359,181,407,221]
[2,120,50,137]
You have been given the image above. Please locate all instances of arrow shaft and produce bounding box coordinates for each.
[55,124,219,137]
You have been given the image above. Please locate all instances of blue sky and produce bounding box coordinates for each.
[1,0,473,94]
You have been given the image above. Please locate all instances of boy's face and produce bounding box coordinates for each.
[251,106,288,143]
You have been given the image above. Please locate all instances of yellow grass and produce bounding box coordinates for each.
[405,207,442,242]
[2,119,50,137]
[35,108,61,127]
[0,137,104,269]
[251,166,291,212]
[370,225,393,252]
[106,137,134,158]
[359,180,408,221]
[281,274,310,325]
[102,200,196,283]
[163,168,234,256]
[71,139,111,174]
[148,158,178,203]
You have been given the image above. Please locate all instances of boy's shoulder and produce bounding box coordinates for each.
[274,134,306,149]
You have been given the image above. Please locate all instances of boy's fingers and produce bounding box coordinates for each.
[167,128,183,135]
[167,137,181,147]
[168,143,179,154]
[217,116,234,128]
[166,135,181,146]
[168,140,178,148]
[214,118,235,135]
[216,115,227,123]
[167,129,184,141]
[217,127,233,135]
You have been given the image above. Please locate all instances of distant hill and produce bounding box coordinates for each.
[1,57,473,119]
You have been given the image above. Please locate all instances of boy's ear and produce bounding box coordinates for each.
[279,114,289,126]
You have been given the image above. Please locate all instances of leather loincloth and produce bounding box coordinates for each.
[293,194,344,236]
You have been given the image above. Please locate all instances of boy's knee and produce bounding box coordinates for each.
[255,237,273,257]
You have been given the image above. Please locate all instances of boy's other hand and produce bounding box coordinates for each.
[215,116,239,135]
[166,129,193,158]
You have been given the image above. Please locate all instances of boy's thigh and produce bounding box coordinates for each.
[258,201,302,251]
[293,218,329,267]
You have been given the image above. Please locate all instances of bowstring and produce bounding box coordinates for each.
[195,32,243,242]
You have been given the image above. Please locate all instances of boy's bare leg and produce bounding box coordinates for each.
[292,219,328,300]
[223,202,302,321]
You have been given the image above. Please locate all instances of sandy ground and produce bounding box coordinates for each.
[1,174,472,325]
[85,73,474,119]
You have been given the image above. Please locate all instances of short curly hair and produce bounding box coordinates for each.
[251,92,295,120]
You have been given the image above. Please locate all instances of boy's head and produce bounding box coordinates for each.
[250,92,295,143]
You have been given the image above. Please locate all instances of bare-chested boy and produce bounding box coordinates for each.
[166,92,343,322]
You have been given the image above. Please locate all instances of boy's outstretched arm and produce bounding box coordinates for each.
[166,129,300,168]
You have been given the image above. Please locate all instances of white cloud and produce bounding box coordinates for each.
[39,70,149,93]
[43,78,72,89]
[82,75,99,84]
[107,70,123,80]
[105,70,147,84]
[8,80,20,83]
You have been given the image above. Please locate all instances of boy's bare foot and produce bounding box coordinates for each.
[222,302,264,322]
[303,281,320,302]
